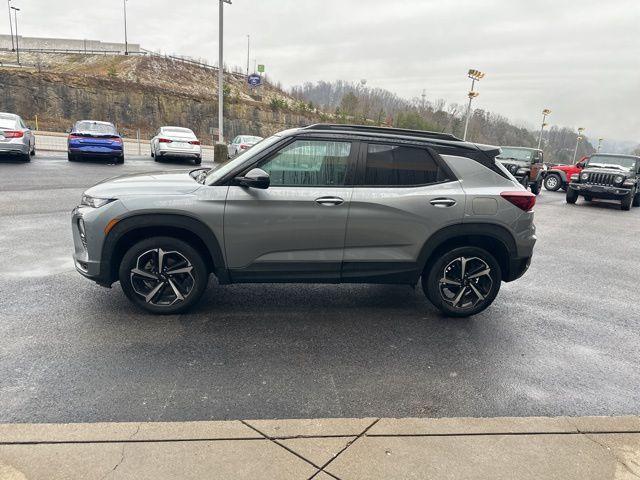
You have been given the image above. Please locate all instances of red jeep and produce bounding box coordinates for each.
[544,157,587,191]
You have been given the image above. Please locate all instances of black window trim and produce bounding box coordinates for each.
[353,140,458,188]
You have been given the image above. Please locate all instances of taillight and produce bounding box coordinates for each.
[68,134,81,140]
[3,130,24,138]
[158,138,172,143]
[501,191,536,212]
[189,140,200,145]
[112,137,123,143]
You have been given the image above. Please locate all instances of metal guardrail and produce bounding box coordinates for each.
[0,47,146,56]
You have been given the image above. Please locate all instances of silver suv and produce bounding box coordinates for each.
[72,125,536,317]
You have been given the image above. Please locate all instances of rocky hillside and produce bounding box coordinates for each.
[0,52,322,142]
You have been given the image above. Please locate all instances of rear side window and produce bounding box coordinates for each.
[364,144,449,186]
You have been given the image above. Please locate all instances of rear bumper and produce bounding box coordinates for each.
[505,255,532,282]
[0,142,29,154]
[569,183,631,198]
[156,145,202,158]
[69,144,123,156]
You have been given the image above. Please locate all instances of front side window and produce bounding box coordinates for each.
[364,144,446,186]
[259,140,351,187]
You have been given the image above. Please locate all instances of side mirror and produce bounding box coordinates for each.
[235,168,270,189]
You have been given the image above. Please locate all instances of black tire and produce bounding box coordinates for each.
[22,152,31,162]
[30,146,36,156]
[119,236,209,314]
[531,178,542,196]
[422,246,502,318]
[633,192,640,208]
[566,188,578,204]
[621,189,634,211]
[115,155,125,164]
[150,148,155,158]
[584,196,592,202]
[544,174,562,192]
[68,152,76,162]
[194,157,202,166]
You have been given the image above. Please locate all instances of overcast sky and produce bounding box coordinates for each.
[9,0,640,143]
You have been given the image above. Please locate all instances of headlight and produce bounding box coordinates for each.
[516,168,528,176]
[614,175,625,185]
[570,174,579,181]
[580,172,589,181]
[81,195,115,208]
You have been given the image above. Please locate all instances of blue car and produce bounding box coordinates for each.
[68,120,124,163]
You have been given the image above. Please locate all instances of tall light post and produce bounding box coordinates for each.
[10,5,19,64]
[463,69,485,141]
[123,0,128,55]
[597,138,604,153]
[246,34,250,76]
[537,108,551,150]
[572,127,585,164]
[7,0,14,51]
[217,0,232,144]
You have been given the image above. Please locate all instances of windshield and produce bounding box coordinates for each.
[496,148,534,161]
[587,155,638,171]
[206,135,282,184]
[164,127,194,135]
[74,121,117,135]
[0,118,17,129]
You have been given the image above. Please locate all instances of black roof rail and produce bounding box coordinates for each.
[302,124,462,142]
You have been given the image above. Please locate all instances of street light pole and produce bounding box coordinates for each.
[537,108,551,150]
[597,138,604,153]
[246,34,250,76]
[10,5,19,64]
[123,0,128,55]
[572,127,585,164]
[463,69,484,141]
[218,0,231,144]
[7,0,14,51]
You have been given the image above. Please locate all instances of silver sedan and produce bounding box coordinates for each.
[0,112,35,162]
[228,135,264,158]
[151,126,202,165]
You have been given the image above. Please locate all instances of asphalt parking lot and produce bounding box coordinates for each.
[1,152,639,424]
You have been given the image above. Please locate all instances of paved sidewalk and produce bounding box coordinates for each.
[1,416,639,479]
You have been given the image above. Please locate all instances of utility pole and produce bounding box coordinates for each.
[123,0,129,55]
[463,69,484,141]
[246,34,250,76]
[10,5,19,64]
[218,0,232,144]
[537,109,551,150]
[7,0,14,51]
[572,127,585,164]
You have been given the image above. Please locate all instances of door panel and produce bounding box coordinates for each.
[223,138,356,282]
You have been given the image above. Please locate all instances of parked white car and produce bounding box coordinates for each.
[0,112,35,162]
[228,135,264,158]
[151,126,202,165]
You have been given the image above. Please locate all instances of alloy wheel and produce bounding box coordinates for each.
[546,176,559,190]
[439,256,493,310]
[130,248,195,306]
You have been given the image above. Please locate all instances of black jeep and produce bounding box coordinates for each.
[566,154,640,211]
[496,146,546,195]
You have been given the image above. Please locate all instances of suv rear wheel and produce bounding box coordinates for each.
[119,236,208,314]
[422,247,502,318]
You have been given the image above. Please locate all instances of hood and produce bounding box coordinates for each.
[85,170,202,198]
[583,166,632,175]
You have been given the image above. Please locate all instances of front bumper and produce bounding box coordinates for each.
[569,183,631,199]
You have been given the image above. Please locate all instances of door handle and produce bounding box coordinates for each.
[315,196,344,206]
[430,198,457,208]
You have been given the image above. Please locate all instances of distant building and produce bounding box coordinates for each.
[0,35,140,53]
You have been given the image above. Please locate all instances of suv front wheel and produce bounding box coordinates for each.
[422,247,502,318]
[119,237,208,314]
